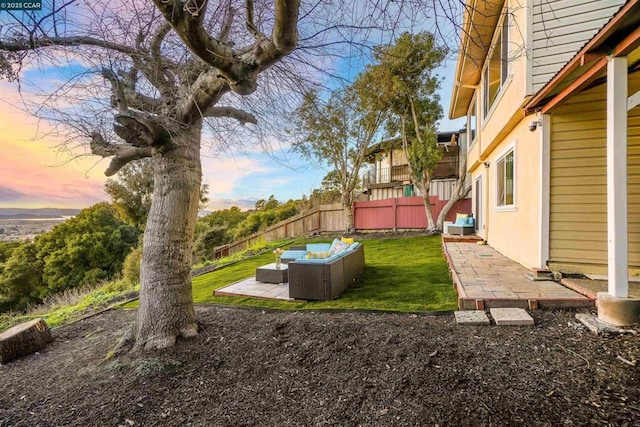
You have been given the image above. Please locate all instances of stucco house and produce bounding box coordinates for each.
[449,0,640,324]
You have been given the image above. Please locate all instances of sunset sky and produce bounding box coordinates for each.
[0,30,463,212]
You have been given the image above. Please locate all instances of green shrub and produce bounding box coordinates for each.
[122,245,142,285]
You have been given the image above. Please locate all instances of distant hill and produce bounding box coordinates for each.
[0,208,81,220]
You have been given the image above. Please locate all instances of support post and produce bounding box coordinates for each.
[606,56,628,298]
[538,114,551,270]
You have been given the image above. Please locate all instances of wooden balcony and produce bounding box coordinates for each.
[363,150,459,187]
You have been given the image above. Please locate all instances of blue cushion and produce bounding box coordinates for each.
[454,218,467,226]
[306,243,331,252]
[464,217,474,226]
[281,250,307,260]
[346,242,360,251]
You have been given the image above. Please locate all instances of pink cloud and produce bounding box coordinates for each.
[0,89,109,209]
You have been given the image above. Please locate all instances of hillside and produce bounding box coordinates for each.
[0,208,81,219]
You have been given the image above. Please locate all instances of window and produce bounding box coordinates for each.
[482,12,510,117]
[467,94,477,145]
[496,149,514,207]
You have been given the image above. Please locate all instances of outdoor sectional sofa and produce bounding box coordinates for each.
[282,240,365,301]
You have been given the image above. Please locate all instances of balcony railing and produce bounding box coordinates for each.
[363,158,459,186]
[363,165,410,186]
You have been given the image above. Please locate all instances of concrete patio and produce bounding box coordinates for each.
[215,277,294,301]
[443,240,594,310]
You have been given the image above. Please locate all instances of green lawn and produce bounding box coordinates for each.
[185,235,457,313]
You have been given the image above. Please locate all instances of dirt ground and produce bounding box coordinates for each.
[0,306,638,426]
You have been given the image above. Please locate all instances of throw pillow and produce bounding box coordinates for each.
[456,213,469,221]
[333,241,350,253]
[306,250,333,259]
[341,237,355,244]
[329,238,340,250]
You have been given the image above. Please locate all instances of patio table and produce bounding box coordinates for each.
[256,263,289,284]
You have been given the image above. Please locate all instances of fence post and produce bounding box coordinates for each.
[393,198,397,232]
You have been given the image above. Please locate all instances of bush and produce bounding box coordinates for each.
[0,203,140,313]
[122,245,142,285]
[193,225,229,264]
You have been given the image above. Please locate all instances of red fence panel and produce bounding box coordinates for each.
[395,196,429,229]
[354,196,472,230]
[353,199,396,230]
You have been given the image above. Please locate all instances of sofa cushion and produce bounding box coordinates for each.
[456,213,469,221]
[306,250,333,259]
[307,243,331,252]
[280,250,307,261]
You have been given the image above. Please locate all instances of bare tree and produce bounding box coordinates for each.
[0,0,444,351]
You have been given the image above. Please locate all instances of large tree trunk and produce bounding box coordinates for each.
[134,125,202,350]
[436,178,471,231]
[416,181,436,231]
[436,146,471,231]
[342,192,354,233]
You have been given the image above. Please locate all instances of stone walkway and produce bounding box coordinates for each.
[443,241,593,310]
[215,277,294,301]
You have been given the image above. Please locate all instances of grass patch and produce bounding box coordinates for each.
[126,235,457,313]
[0,280,137,332]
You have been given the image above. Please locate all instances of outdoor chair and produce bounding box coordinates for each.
[448,214,475,235]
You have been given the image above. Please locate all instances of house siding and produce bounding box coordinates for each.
[368,178,461,201]
[531,0,624,93]
[549,71,640,275]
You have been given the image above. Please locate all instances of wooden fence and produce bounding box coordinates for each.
[214,204,345,258]
[353,196,471,231]
[214,197,472,258]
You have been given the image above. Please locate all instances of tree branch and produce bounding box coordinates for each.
[90,133,153,176]
[150,22,172,60]
[271,0,300,54]
[245,0,265,39]
[113,114,171,148]
[178,69,230,122]
[153,0,299,97]
[0,35,136,56]
[205,106,257,125]
[219,3,235,41]
[101,68,129,114]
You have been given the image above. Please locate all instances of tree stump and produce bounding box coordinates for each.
[0,318,53,364]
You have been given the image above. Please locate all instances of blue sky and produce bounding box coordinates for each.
[0,7,465,211]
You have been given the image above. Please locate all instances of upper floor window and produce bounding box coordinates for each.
[483,12,510,118]
[496,148,514,207]
[467,94,477,145]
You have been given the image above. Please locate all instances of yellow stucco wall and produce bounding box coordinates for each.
[480,120,542,269]
[477,0,529,160]
[466,0,543,269]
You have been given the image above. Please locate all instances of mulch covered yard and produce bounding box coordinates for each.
[0,306,638,426]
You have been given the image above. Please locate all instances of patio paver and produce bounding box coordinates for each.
[490,308,534,326]
[454,310,490,325]
[215,277,295,301]
[443,241,594,310]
